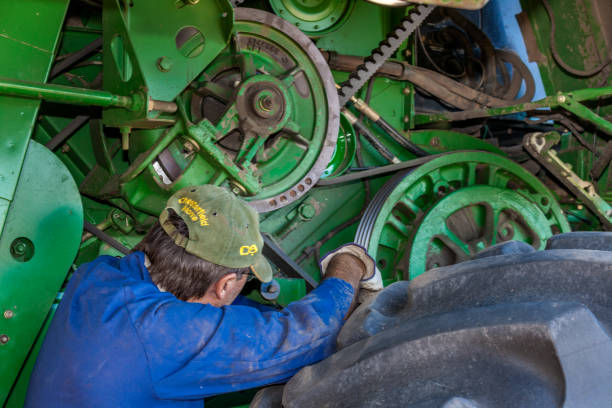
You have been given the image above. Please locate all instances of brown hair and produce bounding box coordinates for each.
[133,209,249,301]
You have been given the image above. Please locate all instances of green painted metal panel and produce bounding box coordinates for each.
[520,0,611,94]
[0,141,83,405]
[101,0,233,127]
[0,0,70,234]
[4,306,57,408]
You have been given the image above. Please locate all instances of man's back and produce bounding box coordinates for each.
[25,252,353,407]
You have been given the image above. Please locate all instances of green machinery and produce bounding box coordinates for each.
[1,0,611,405]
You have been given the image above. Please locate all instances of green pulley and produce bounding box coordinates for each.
[269,0,354,36]
[355,151,571,285]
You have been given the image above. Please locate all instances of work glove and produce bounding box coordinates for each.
[319,243,383,291]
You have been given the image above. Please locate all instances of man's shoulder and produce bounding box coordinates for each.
[78,252,148,282]
[65,251,158,306]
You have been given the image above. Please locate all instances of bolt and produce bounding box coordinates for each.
[183,141,196,153]
[260,96,273,111]
[3,310,13,319]
[557,95,567,103]
[298,203,316,220]
[585,183,595,195]
[232,187,241,195]
[157,57,173,72]
[61,144,71,153]
[404,49,412,58]
[403,87,411,95]
[13,242,26,255]
[577,204,584,210]
[0,334,8,345]
[403,115,410,123]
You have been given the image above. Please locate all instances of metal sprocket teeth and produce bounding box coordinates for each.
[337,4,435,106]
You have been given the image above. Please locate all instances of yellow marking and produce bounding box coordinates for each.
[178,197,209,226]
[240,245,258,256]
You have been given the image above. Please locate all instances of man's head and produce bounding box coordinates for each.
[134,185,272,306]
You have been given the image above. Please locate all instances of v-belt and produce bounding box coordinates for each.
[316,154,437,186]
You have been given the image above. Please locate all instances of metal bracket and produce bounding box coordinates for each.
[524,132,612,230]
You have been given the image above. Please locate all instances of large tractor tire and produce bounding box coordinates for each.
[254,232,612,408]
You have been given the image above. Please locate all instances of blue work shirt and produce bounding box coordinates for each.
[25,251,353,407]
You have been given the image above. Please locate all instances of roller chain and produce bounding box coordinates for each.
[337,4,435,106]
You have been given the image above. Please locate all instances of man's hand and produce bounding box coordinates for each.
[320,244,384,318]
[323,252,365,318]
[320,244,383,291]
[324,252,367,293]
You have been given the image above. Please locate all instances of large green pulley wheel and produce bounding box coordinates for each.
[189,8,339,212]
[355,152,570,284]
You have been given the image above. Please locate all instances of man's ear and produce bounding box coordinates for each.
[214,273,239,302]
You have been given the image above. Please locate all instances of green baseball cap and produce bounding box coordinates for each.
[159,185,273,282]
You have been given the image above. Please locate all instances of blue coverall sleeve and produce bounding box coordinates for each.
[125,277,354,400]
[232,295,279,312]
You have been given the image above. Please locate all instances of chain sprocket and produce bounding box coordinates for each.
[337,4,434,106]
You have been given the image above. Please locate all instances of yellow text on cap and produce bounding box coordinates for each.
[178,197,209,226]
[240,245,258,256]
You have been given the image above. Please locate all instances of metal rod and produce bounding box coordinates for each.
[83,221,130,255]
[0,77,135,109]
[50,37,103,78]
[348,92,429,157]
[417,87,612,124]
[559,97,612,136]
[45,115,90,151]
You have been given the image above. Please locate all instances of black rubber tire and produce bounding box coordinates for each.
[268,235,612,408]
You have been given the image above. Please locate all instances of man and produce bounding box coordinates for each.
[26,185,381,407]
